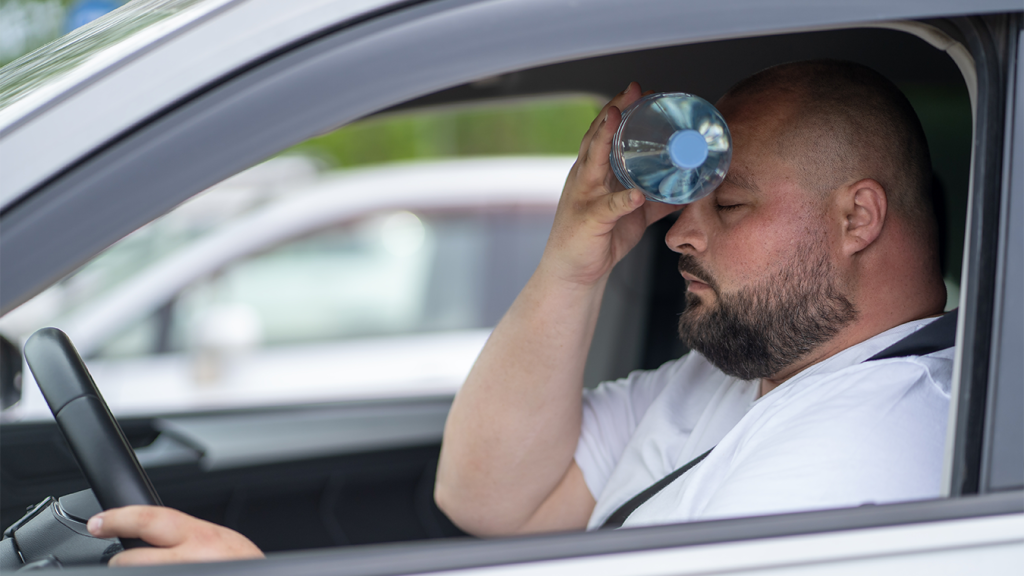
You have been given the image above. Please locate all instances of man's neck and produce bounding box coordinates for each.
[756,307,945,398]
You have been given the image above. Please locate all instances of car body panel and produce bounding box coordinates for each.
[980,27,1024,493]
[420,513,1024,576]
[57,493,1024,576]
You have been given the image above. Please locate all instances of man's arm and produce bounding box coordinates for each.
[434,83,677,536]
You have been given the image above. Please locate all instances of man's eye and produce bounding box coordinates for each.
[716,203,742,212]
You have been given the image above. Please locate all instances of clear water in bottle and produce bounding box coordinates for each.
[610,92,731,204]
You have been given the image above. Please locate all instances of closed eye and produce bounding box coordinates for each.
[716,203,742,212]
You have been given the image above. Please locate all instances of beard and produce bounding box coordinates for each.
[676,243,857,381]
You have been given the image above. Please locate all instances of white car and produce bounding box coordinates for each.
[1,155,567,418]
[0,0,1020,574]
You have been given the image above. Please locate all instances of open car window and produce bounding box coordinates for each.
[0,97,606,416]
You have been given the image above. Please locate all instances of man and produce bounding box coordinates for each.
[86,60,951,560]
[433,60,951,534]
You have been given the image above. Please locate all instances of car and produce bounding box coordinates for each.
[0,0,1021,574]
[0,155,566,419]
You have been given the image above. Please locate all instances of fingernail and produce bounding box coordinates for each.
[624,82,632,93]
[87,515,103,535]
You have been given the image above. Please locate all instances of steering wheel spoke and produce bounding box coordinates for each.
[23,328,161,551]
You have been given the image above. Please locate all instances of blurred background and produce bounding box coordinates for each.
[1,0,605,420]
[1,0,125,66]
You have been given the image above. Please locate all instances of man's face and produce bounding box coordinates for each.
[665,94,856,381]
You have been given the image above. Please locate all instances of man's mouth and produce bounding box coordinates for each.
[681,272,711,291]
[677,255,717,294]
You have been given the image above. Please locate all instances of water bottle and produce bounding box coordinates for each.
[610,92,732,204]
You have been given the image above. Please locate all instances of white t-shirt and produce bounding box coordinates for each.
[574,317,953,530]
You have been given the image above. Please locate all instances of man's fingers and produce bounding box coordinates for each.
[597,188,644,223]
[88,506,265,565]
[584,105,620,169]
[578,82,641,157]
[88,506,186,548]
[107,547,183,567]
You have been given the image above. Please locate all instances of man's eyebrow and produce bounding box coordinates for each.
[722,170,760,194]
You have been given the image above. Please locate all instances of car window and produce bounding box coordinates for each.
[1,96,593,417]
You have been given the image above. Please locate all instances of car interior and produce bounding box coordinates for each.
[0,20,985,560]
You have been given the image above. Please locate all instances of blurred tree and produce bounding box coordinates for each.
[1,0,69,66]
[0,0,127,66]
[286,97,603,169]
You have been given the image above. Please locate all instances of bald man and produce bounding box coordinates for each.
[434,60,950,535]
[87,61,951,562]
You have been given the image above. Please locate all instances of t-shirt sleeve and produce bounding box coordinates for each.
[574,358,680,499]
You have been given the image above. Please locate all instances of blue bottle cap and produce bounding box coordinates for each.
[667,129,709,169]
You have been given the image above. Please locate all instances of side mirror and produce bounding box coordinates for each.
[1,334,23,411]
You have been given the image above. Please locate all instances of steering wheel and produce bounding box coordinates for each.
[9,327,162,566]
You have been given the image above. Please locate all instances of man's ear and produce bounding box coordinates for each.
[839,178,886,256]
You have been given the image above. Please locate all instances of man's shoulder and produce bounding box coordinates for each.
[583,352,750,430]
[791,316,956,389]
[759,342,952,441]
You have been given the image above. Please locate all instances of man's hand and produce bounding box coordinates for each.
[87,506,264,566]
[543,82,679,287]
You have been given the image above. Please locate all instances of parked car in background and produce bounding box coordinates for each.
[0,0,1020,574]
[1,156,565,418]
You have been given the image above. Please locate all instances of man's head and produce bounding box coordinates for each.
[722,60,936,238]
[667,60,945,382]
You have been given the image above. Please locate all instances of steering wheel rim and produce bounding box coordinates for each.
[24,327,161,548]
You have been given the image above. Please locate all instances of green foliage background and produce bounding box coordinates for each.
[285,98,602,169]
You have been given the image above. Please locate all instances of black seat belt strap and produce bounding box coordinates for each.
[600,448,713,529]
[865,309,958,362]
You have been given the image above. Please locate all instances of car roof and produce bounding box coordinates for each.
[0,0,1017,211]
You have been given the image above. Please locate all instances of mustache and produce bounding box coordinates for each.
[677,254,719,292]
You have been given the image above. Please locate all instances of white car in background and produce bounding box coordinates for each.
[2,156,567,418]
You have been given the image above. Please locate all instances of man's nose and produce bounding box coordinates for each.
[665,202,709,254]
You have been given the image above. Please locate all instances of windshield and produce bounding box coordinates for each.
[0,0,234,125]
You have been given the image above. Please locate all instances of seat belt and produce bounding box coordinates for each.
[865,309,958,361]
[600,309,959,530]
[599,448,713,529]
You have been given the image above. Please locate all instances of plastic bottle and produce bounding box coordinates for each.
[609,92,731,204]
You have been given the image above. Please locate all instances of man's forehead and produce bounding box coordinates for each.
[718,95,804,196]
[722,168,761,195]
[719,88,801,133]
